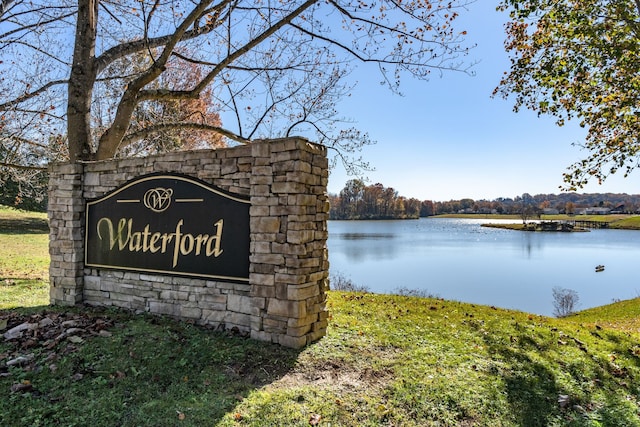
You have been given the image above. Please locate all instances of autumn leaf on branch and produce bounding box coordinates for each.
[496,0,640,190]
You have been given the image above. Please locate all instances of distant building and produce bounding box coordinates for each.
[542,208,560,215]
[579,207,611,215]
[610,205,626,214]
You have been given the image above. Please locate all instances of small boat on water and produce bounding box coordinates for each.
[595,265,605,272]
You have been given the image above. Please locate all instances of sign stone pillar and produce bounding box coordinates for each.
[249,139,330,348]
[48,163,85,305]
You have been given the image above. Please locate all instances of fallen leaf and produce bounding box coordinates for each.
[67,335,84,344]
[10,381,33,393]
[22,339,37,349]
[65,327,85,336]
[61,320,80,328]
[309,413,322,425]
[558,394,570,408]
[234,412,243,421]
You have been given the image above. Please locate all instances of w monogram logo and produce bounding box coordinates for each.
[143,188,173,212]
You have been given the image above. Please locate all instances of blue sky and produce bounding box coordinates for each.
[326,1,640,201]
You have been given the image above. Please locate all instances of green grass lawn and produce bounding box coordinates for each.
[2,206,640,426]
[608,216,640,230]
[0,206,49,308]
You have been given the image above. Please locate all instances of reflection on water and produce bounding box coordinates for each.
[337,233,396,240]
[328,218,640,316]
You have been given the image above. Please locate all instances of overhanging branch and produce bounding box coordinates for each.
[122,122,250,145]
[0,162,47,171]
[94,0,233,74]
[0,79,67,110]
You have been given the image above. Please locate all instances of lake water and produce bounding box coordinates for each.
[327,218,640,316]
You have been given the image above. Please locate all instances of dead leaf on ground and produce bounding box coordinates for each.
[309,413,322,425]
[0,311,115,376]
[10,380,33,393]
[66,335,84,344]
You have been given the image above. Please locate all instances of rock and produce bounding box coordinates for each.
[64,328,85,336]
[3,323,34,340]
[61,320,80,328]
[38,318,55,328]
[6,354,35,367]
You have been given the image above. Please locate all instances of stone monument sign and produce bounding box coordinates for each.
[48,138,329,348]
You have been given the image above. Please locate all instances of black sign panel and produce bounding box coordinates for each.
[85,173,250,282]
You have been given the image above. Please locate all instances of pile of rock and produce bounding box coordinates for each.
[1,311,114,390]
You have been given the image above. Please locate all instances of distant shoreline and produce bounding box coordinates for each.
[329,214,640,230]
[481,222,589,232]
[434,213,640,231]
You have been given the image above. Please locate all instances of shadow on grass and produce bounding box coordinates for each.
[479,330,562,427]
[0,216,49,234]
[480,323,640,427]
[0,306,302,427]
[497,348,560,427]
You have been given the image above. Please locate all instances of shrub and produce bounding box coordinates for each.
[329,270,369,292]
[552,286,580,317]
[393,286,438,298]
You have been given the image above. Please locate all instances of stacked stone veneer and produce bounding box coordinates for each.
[48,138,329,348]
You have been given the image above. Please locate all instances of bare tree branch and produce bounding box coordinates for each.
[1,0,475,182]
[0,9,75,40]
[96,0,222,158]
[0,78,67,109]
[94,1,232,75]
[1,134,49,149]
[121,122,250,145]
[0,162,47,171]
[0,0,18,19]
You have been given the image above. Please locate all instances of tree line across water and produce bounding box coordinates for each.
[329,179,640,220]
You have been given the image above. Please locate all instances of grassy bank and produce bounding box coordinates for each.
[608,216,640,230]
[437,213,640,231]
[3,293,640,426]
[2,207,640,426]
[0,206,49,308]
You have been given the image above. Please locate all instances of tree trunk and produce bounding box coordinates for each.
[67,0,98,162]
[0,0,16,18]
